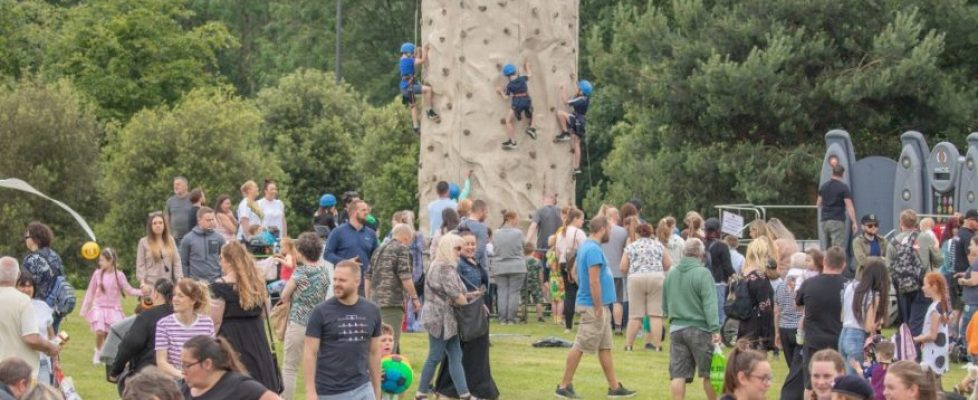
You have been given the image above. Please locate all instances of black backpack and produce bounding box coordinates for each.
[724,273,753,321]
[890,232,924,294]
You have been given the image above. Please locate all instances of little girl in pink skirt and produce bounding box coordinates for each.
[79,247,144,364]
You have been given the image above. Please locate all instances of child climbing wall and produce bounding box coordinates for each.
[418,0,580,233]
[399,42,440,134]
[555,80,592,176]
[497,62,537,150]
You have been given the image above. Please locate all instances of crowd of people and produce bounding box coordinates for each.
[0,166,975,400]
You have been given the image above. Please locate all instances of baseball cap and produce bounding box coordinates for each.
[861,214,878,224]
[967,209,978,221]
[832,375,873,400]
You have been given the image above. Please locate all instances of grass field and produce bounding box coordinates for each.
[59,293,967,399]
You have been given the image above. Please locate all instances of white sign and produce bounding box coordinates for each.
[721,211,744,237]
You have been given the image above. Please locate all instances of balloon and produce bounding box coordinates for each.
[81,241,100,260]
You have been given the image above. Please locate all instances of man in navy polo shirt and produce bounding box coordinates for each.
[324,199,378,295]
[555,216,636,399]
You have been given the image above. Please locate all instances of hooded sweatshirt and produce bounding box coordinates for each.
[179,226,225,282]
[662,256,720,333]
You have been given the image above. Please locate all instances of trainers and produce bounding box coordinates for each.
[608,382,637,398]
[426,109,441,123]
[573,168,582,175]
[555,384,581,399]
[644,343,655,350]
[502,140,517,150]
[526,126,538,139]
[554,132,571,142]
[413,126,420,135]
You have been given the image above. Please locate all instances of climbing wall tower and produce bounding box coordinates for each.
[418,0,580,232]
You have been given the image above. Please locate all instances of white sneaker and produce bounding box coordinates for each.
[93,348,101,364]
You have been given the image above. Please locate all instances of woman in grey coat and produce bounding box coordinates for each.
[491,210,527,324]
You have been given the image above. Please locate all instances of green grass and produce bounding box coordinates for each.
[61,293,967,399]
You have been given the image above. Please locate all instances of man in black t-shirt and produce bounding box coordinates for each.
[955,210,978,273]
[788,246,847,399]
[304,261,382,399]
[817,165,857,249]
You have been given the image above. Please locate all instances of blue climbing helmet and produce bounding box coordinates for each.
[449,183,461,200]
[578,80,593,96]
[400,42,416,54]
[319,193,337,208]
[502,63,517,77]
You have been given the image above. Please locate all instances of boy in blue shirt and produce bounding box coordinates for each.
[554,80,593,175]
[496,62,537,150]
[399,42,440,134]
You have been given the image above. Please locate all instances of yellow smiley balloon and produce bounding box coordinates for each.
[81,241,100,260]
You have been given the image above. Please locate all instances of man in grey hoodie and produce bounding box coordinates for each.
[179,207,225,282]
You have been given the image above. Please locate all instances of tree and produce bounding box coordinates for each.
[356,101,417,236]
[46,0,236,121]
[255,69,365,234]
[586,1,978,229]
[0,78,102,275]
[0,1,60,81]
[99,87,283,267]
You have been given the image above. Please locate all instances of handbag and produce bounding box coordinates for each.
[268,301,289,341]
[453,273,489,342]
[261,301,285,393]
[563,229,580,284]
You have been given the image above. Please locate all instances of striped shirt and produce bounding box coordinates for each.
[154,314,215,368]
[774,281,802,329]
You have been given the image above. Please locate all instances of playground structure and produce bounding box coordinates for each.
[417,0,580,233]
[818,130,978,241]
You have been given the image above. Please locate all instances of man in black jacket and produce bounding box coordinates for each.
[704,218,735,326]
[110,279,175,392]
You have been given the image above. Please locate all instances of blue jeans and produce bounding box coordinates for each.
[418,334,467,396]
[961,304,978,339]
[838,327,866,376]
[715,283,727,326]
[318,381,374,400]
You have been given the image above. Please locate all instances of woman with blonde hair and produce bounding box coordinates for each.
[155,278,214,379]
[683,211,704,240]
[416,234,480,400]
[736,239,775,350]
[209,241,281,393]
[884,360,939,400]
[767,218,798,272]
[236,180,264,241]
[137,211,183,291]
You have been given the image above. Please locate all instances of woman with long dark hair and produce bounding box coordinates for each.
[555,208,586,332]
[208,242,281,393]
[838,257,889,375]
[428,208,461,262]
[178,335,281,400]
[213,195,238,243]
[137,212,182,291]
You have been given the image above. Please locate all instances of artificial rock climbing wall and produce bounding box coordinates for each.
[418,0,580,232]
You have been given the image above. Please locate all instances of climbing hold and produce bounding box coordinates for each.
[428,19,433,26]
[529,151,537,159]
[483,39,489,45]
[496,63,502,70]
[568,24,574,30]
[446,102,453,110]
[499,118,506,125]
[499,171,507,179]
[498,1,507,8]
[442,68,450,76]
[461,30,467,38]
[503,28,510,35]
[550,164,556,169]
[427,145,435,152]
[550,107,555,112]
[439,37,446,43]
[553,12,559,18]
[561,41,567,46]
[459,55,466,62]
[442,9,447,15]
[444,153,449,159]
[478,5,487,11]
[551,65,557,73]
[535,28,540,35]
[463,129,471,136]
[526,183,533,190]
[532,7,538,16]
[466,92,473,99]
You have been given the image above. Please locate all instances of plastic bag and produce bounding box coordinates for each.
[710,344,727,394]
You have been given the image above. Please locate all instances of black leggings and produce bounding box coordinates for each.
[561,263,578,330]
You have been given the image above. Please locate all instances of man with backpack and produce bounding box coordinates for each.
[887,209,943,336]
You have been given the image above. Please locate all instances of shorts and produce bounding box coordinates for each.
[628,273,665,318]
[568,113,586,137]
[522,272,544,304]
[613,278,625,304]
[512,98,533,121]
[400,83,422,105]
[573,306,613,354]
[669,328,713,382]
